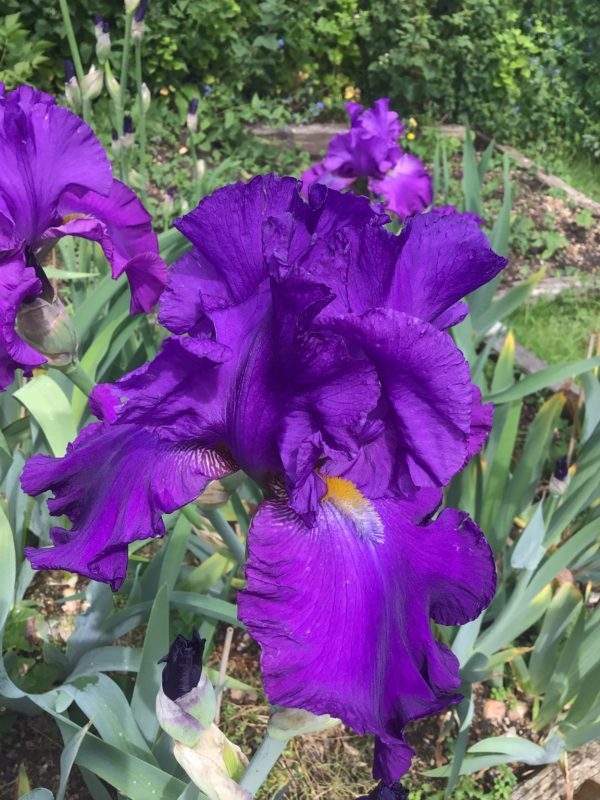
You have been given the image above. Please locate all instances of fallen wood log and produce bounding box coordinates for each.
[511,741,600,799]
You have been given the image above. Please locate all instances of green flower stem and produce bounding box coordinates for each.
[182,504,246,564]
[134,40,148,203]
[118,12,134,178]
[61,360,96,397]
[239,734,287,795]
[58,0,85,85]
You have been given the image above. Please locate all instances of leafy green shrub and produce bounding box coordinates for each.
[0,13,50,86]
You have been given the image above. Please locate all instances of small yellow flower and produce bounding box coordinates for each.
[407,131,415,141]
[344,85,361,101]
[408,117,418,127]
[178,146,189,155]
[297,70,310,83]
[159,86,170,96]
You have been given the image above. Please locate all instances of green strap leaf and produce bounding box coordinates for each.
[484,357,600,404]
[14,375,77,457]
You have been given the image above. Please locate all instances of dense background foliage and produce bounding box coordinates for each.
[2,0,600,160]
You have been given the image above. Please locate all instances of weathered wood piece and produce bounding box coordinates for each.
[511,741,600,799]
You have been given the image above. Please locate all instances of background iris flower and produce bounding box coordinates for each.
[0,85,166,389]
[22,174,506,785]
[301,99,433,219]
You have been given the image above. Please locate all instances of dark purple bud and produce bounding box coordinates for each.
[159,630,205,701]
[95,14,104,25]
[188,98,199,115]
[112,128,119,142]
[124,115,134,134]
[203,84,212,96]
[167,185,176,198]
[134,0,148,22]
[554,456,568,481]
[356,782,408,800]
[64,59,76,82]
[103,19,110,33]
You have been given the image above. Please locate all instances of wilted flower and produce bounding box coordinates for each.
[187,98,199,133]
[63,59,81,112]
[95,18,111,64]
[0,86,166,389]
[23,176,504,784]
[81,65,104,101]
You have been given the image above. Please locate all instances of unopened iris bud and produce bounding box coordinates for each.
[132,0,148,39]
[187,97,199,133]
[122,115,135,149]
[81,65,103,101]
[141,82,151,112]
[124,0,141,13]
[549,456,570,496]
[111,128,121,155]
[16,292,78,368]
[64,60,81,112]
[104,63,120,102]
[95,19,111,64]
[267,706,340,740]
[156,630,217,747]
[357,782,408,800]
[197,158,206,179]
[173,726,251,800]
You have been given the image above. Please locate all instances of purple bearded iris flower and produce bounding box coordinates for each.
[301,98,432,221]
[0,85,166,389]
[22,175,506,783]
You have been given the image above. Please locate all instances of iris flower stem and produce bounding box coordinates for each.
[58,0,85,86]
[118,12,134,178]
[181,505,246,564]
[134,40,148,203]
[61,360,96,398]
[239,734,286,794]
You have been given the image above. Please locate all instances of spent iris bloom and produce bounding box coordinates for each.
[23,175,505,783]
[0,85,166,389]
[301,98,432,220]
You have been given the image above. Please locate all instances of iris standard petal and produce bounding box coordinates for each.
[321,309,475,494]
[300,162,355,197]
[22,423,235,589]
[390,211,507,328]
[44,179,167,313]
[239,484,495,782]
[0,86,112,243]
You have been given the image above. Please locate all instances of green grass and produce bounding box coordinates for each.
[510,290,599,364]
[533,150,600,203]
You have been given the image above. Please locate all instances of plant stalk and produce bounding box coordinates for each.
[134,39,148,202]
[239,734,287,794]
[61,360,96,397]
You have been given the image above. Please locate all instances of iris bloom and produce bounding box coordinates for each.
[0,85,166,389]
[23,175,506,783]
[301,99,432,219]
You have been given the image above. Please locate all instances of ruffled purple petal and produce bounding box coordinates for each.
[390,212,507,328]
[465,386,493,465]
[43,179,166,313]
[320,310,475,494]
[369,153,432,220]
[239,492,495,782]
[0,249,45,389]
[324,99,403,180]
[431,204,484,227]
[300,162,355,197]
[22,422,235,589]
[0,85,111,244]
